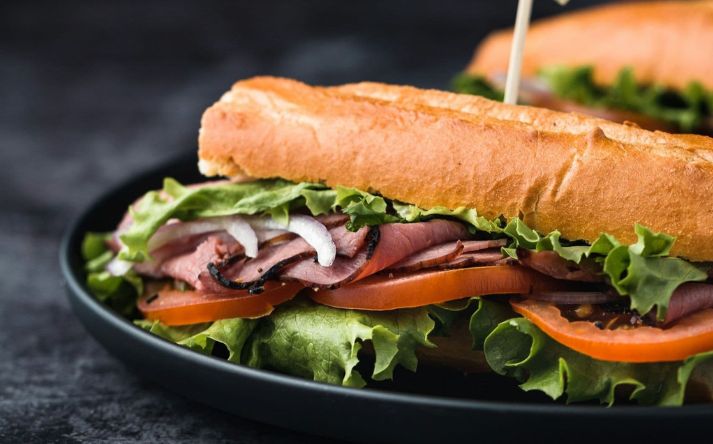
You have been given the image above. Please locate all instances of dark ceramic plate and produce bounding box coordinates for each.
[60,153,713,442]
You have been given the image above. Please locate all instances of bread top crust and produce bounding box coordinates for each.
[467,1,713,92]
[198,76,713,261]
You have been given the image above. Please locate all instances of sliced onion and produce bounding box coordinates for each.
[248,215,336,267]
[526,291,620,305]
[220,217,259,258]
[147,216,258,258]
[107,257,134,276]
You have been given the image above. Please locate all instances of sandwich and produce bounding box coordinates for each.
[455,0,713,133]
[82,76,713,406]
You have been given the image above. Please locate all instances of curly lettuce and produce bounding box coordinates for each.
[82,232,143,316]
[246,299,435,387]
[539,65,712,132]
[135,317,257,363]
[450,72,504,101]
[481,314,713,406]
[136,300,434,388]
[131,295,713,405]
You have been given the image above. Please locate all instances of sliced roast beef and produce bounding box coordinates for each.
[663,283,713,325]
[161,234,243,289]
[386,238,509,273]
[439,249,506,269]
[353,220,471,279]
[461,239,508,253]
[206,237,314,291]
[387,241,464,273]
[331,225,370,257]
[203,225,372,291]
[518,249,602,282]
[282,248,372,288]
[283,220,471,288]
[133,232,222,277]
[316,213,350,228]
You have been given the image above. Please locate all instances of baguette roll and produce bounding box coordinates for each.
[467,1,713,92]
[198,76,713,261]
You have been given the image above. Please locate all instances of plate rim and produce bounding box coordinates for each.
[59,153,713,420]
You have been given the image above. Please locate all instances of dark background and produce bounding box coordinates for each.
[1,0,607,441]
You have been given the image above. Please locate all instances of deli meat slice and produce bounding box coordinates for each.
[316,213,350,228]
[210,237,314,289]
[330,225,370,257]
[282,249,371,288]
[664,283,713,325]
[161,234,243,289]
[439,249,506,269]
[201,225,371,291]
[387,238,509,273]
[461,239,508,253]
[387,241,464,273]
[283,220,471,288]
[133,232,224,277]
[518,249,602,282]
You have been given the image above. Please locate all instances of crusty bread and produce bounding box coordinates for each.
[468,1,713,92]
[198,76,713,261]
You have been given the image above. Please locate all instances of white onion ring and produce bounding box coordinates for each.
[106,257,134,276]
[526,291,620,305]
[147,215,258,258]
[248,215,336,267]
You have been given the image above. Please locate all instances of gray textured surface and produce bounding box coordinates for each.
[1,0,604,441]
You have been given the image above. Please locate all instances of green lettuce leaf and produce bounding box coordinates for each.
[301,188,337,215]
[334,187,400,231]
[428,298,514,349]
[451,72,504,101]
[119,179,332,261]
[453,67,712,132]
[82,232,143,317]
[602,225,707,319]
[538,65,712,132]
[468,298,516,350]
[428,299,476,335]
[245,299,435,387]
[334,186,504,233]
[135,318,257,363]
[393,202,503,233]
[483,317,713,406]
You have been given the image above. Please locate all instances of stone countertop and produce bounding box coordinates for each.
[0,0,603,441]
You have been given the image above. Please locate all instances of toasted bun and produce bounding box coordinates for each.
[198,76,713,261]
[467,1,713,92]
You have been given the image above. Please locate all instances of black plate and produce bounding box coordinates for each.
[60,153,713,442]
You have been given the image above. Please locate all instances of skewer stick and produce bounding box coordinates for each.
[503,0,534,105]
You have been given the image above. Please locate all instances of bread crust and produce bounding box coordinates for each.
[467,1,713,92]
[198,76,713,261]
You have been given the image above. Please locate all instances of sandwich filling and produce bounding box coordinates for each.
[83,178,713,406]
[454,66,713,133]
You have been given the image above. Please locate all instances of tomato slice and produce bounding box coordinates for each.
[511,299,713,363]
[311,265,569,311]
[138,283,303,326]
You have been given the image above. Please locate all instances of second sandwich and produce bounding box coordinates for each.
[457,0,713,134]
